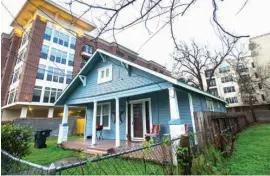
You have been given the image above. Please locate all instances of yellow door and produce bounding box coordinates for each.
[76,119,85,135]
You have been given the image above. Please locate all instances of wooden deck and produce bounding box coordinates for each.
[63,138,144,155]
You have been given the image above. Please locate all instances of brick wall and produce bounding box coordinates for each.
[1,34,21,106]
[1,35,11,71]
[16,16,47,102]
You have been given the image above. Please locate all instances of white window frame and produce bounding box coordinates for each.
[96,102,111,130]
[206,98,214,112]
[97,65,113,84]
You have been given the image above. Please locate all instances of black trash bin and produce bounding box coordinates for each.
[34,129,52,149]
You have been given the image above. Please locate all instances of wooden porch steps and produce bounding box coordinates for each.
[84,146,115,155]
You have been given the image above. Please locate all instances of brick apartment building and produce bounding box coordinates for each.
[1,0,170,120]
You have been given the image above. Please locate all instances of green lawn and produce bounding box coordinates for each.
[226,123,270,175]
[23,136,82,165]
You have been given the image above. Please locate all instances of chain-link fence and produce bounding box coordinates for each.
[1,150,53,175]
[1,137,184,175]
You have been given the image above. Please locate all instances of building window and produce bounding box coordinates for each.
[44,26,52,41]
[46,67,64,83]
[207,79,216,87]
[237,64,249,73]
[226,97,238,104]
[36,64,46,80]
[16,49,26,64]
[219,66,230,73]
[41,44,49,59]
[7,88,17,104]
[20,32,28,47]
[261,94,266,101]
[205,69,213,78]
[223,86,235,93]
[116,50,124,58]
[50,48,67,65]
[70,37,76,49]
[206,98,214,111]
[53,30,59,44]
[68,53,74,66]
[96,103,111,130]
[66,71,73,84]
[32,86,42,102]
[64,34,69,47]
[43,87,62,103]
[221,76,233,83]
[97,65,113,84]
[83,45,93,55]
[258,83,262,89]
[209,88,218,96]
[12,68,21,83]
[252,62,255,68]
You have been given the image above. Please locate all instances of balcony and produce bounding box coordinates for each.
[81,45,94,59]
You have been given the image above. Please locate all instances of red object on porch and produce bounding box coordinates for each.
[145,124,161,138]
[96,125,103,139]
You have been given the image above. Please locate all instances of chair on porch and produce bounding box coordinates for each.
[96,125,103,140]
[145,124,161,143]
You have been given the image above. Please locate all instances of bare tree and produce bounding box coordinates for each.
[172,35,238,91]
[66,0,249,46]
[228,45,270,122]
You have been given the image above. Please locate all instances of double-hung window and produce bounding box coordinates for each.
[70,37,76,49]
[96,103,111,130]
[53,31,59,44]
[223,86,235,93]
[43,87,62,103]
[32,86,42,102]
[36,64,46,80]
[68,53,74,66]
[16,49,26,64]
[7,89,17,104]
[66,71,72,84]
[50,48,57,62]
[47,66,54,81]
[206,98,214,111]
[61,51,67,64]
[64,34,69,47]
[12,68,21,83]
[97,65,113,84]
[44,26,52,41]
[41,45,49,59]
[59,32,64,45]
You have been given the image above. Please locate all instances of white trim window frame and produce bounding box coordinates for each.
[206,98,214,112]
[96,102,111,130]
[97,65,113,84]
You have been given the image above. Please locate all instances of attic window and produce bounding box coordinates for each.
[98,65,113,84]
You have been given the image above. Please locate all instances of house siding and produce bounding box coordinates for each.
[67,57,166,103]
[84,90,171,140]
[177,90,193,131]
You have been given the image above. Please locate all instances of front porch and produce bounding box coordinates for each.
[62,138,144,155]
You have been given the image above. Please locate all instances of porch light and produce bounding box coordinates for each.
[77,32,83,38]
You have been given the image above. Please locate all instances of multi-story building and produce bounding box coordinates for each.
[1,0,170,120]
[203,52,269,112]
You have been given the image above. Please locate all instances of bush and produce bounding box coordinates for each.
[1,124,32,158]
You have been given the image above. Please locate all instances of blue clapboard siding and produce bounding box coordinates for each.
[84,90,171,140]
[66,57,166,104]
[176,90,193,131]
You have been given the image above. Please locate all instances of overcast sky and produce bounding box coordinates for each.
[1,0,270,71]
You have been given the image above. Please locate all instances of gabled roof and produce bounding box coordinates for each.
[55,49,227,105]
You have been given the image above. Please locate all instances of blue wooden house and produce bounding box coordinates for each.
[55,49,226,147]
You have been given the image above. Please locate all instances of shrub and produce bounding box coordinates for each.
[1,124,32,158]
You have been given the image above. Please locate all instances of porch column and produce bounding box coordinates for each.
[115,97,120,147]
[20,106,28,118]
[57,104,69,144]
[168,87,180,119]
[188,93,197,144]
[48,108,54,118]
[92,101,97,145]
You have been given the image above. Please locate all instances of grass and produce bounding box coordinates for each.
[226,123,270,175]
[23,136,82,165]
